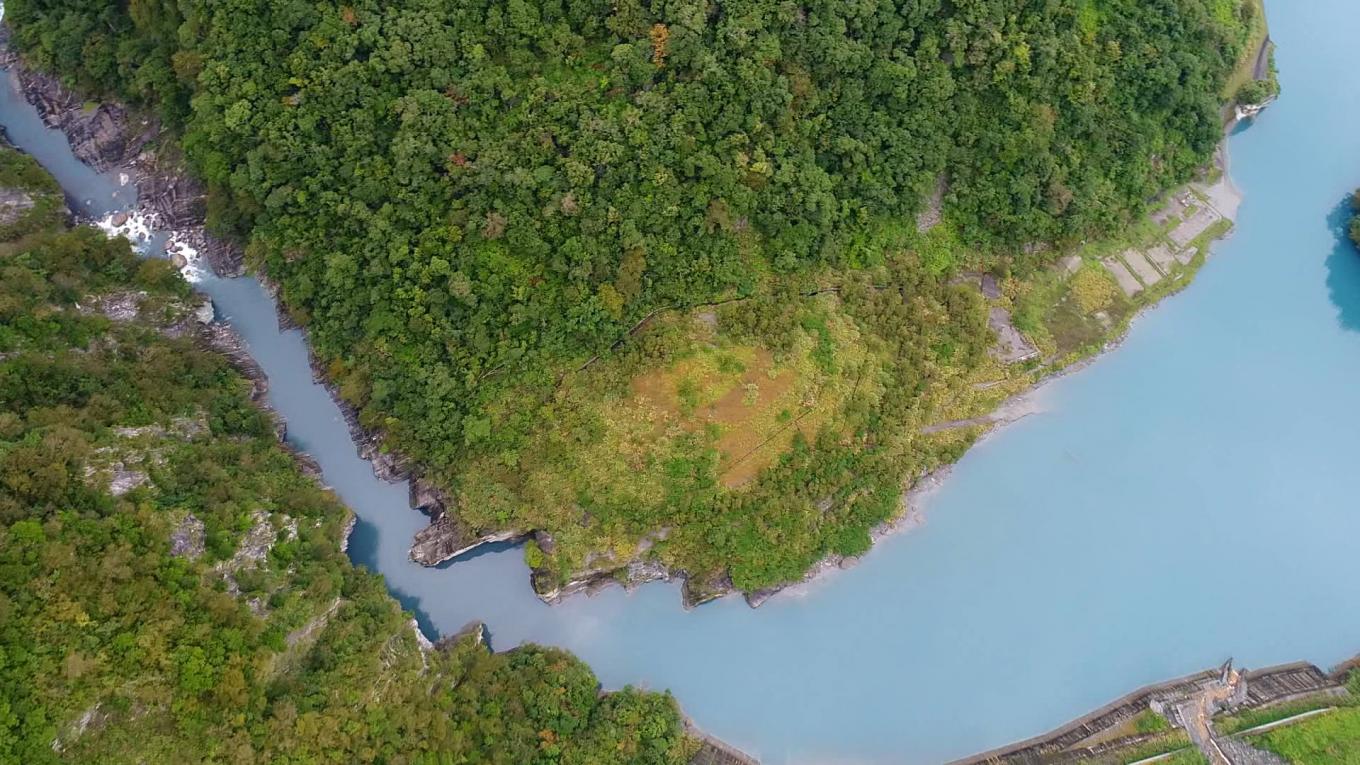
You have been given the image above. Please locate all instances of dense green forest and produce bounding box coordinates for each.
[6,0,1259,594]
[0,147,694,763]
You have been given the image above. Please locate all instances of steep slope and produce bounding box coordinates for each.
[0,145,696,764]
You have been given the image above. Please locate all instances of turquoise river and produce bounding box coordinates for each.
[2,1,1359,763]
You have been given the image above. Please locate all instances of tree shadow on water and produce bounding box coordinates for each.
[345,516,440,640]
[345,516,512,647]
[1324,195,1360,332]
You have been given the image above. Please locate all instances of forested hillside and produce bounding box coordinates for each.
[0,146,693,763]
[5,0,1259,596]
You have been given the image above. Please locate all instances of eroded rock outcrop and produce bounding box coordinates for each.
[0,185,35,225]
[169,513,206,561]
[13,65,150,173]
[2,37,244,276]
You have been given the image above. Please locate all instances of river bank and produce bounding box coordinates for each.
[0,21,492,568]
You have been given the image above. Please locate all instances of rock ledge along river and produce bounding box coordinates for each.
[6,1,1360,763]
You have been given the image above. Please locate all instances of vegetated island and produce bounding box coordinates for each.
[0,143,753,764]
[4,0,1277,608]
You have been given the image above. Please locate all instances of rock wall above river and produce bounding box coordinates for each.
[0,28,244,276]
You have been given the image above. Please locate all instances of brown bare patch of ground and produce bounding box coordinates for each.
[630,348,812,488]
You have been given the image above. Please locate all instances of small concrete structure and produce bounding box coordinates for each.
[1102,257,1142,296]
[1150,194,1189,226]
[1170,205,1222,249]
[1122,249,1163,286]
[1058,254,1082,275]
[1146,244,1178,272]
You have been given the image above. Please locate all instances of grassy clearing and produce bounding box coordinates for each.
[1216,696,1349,736]
[1080,730,1196,764]
[626,300,867,488]
[1249,705,1360,764]
[454,293,880,579]
[1158,749,1210,765]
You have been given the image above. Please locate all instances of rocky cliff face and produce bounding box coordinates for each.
[10,66,150,172]
[0,34,244,276]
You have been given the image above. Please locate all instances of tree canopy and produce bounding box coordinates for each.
[0,146,693,764]
[7,0,1257,593]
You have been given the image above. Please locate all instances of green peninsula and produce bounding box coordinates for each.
[8,0,1265,600]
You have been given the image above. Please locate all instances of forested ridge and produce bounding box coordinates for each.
[0,147,694,763]
[6,0,1259,594]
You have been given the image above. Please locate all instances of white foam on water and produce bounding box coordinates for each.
[166,232,206,283]
[95,210,152,244]
[94,210,205,282]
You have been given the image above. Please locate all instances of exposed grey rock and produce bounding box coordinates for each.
[409,517,520,567]
[681,572,735,609]
[216,510,277,601]
[410,618,435,651]
[193,298,215,325]
[339,513,358,553]
[979,273,1002,299]
[626,558,671,586]
[987,307,1039,364]
[915,173,946,233]
[437,621,486,652]
[108,463,149,496]
[113,412,206,442]
[84,290,146,322]
[51,702,108,754]
[227,510,275,571]
[169,513,205,560]
[8,45,244,277]
[165,225,244,278]
[0,186,35,226]
[533,530,558,554]
[1102,256,1143,297]
[200,322,269,401]
[15,65,152,172]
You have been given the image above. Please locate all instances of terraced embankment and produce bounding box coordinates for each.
[953,659,1355,765]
